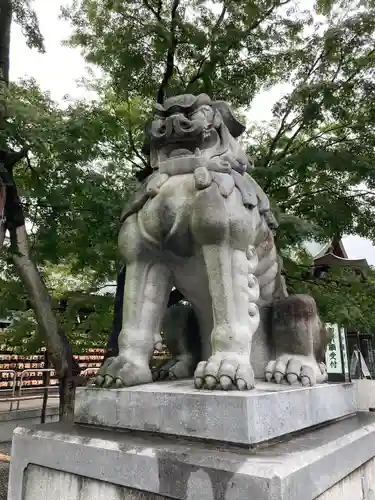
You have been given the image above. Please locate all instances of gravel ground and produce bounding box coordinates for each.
[0,442,11,500]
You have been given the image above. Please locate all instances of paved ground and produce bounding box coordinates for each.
[0,442,11,500]
[0,396,59,413]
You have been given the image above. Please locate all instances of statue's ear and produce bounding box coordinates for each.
[141,141,150,156]
[212,101,246,138]
[141,118,153,156]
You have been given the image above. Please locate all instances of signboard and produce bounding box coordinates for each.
[339,326,350,380]
[325,323,343,374]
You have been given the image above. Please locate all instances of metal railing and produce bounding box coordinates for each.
[0,368,57,411]
[0,370,17,408]
[81,367,99,377]
[0,366,100,411]
[15,368,58,410]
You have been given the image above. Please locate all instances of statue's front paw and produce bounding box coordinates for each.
[94,355,152,388]
[194,353,255,391]
[265,354,328,386]
[152,356,195,381]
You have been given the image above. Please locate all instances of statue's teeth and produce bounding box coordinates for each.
[195,148,201,156]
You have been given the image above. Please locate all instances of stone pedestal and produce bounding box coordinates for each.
[74,380,356,445]
[8,380,375,500]
[353,379,375,410]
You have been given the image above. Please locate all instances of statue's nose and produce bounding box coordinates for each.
[168,114,202,137]
[150,113,203,141]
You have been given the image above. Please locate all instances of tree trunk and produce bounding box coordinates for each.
[0,0,80,420]
[0,0,11,86]
[9,223,81,419]
[0,184,5,248]
[10,225,70,375]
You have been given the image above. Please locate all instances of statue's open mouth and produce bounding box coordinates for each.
[152,128,224,167]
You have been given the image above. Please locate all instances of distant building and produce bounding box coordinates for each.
[304,237,369,277]
[305,237,373,378]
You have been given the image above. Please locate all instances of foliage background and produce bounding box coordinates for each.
[2,0,375,353]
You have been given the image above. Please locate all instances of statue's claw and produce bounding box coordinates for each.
[103,375,114,388]
[152,356,195,381]
[194,354,255,391]
[94,357,116,387]
[94,355,152,388]
[265,354,328,386]
[94,375,104,387]
[115,378,124,388]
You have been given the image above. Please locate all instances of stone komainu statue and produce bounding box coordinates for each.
[96,93,330,391]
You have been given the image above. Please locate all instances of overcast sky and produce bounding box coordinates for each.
[9,0,375,266]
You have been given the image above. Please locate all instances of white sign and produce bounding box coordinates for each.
[340,327,349,378]
[325,323,342,373]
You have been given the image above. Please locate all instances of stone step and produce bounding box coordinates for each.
[8,412,375,500]
[74,379,357,446]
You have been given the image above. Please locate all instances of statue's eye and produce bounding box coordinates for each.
[190,106,213,121]
[200,105,213,113]
[152,118,166,131]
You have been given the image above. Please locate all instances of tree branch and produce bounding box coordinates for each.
[187,0,292,91]
[0,146,28,171]
[268,43,375,166]
[157,0,180,104]
[127,127,148,167]
[187,1,228,89]
[224,0,292,56]
[142,0,162,21]
[279,187,374,209]
[278,121,308,160]
[280,187,335,208]
[121,98,148,168]
[261,111,300,169]
[157,0,163,20]
[345,48,375,84]
[277,45,375,162]
[329,46,345,84]
[113,140,147,173]
[248,0,291,31]
[174,64,186,86]
[276,43,375,160]
[278,122,359,162]
[262,50,328,169]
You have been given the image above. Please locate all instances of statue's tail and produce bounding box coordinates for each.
[254,218,288,304]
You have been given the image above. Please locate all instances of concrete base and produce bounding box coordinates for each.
[7,413,375,500]
[316,457,375,500]
[353,379,375,410]
[74,380,357,445]
[0,406,58,443]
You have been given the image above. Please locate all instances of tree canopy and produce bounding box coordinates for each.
[2,0,375,351]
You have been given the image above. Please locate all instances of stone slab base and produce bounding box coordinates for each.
[74,380,356,445]
[316,457,375,500]
[353,379,375,411]
[0,407,58,443]
[8,412,375,500]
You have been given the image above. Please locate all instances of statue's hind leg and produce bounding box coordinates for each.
[152,303,201,381]
[95,215,173,388]
[265,295,329,386]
